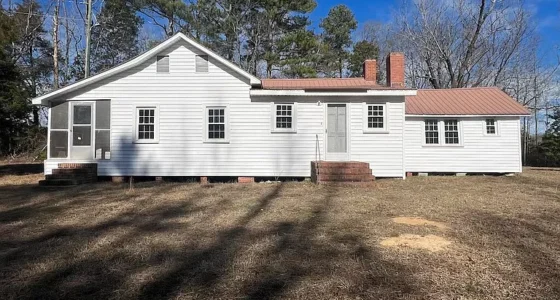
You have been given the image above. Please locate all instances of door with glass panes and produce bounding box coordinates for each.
[71,102,94,159]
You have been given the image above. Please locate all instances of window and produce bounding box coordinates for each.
[485,119,497,135]
[363,103,387,133]
[272,103,296,132]
[135,107,158,143]
[206,107,228,142]
[425,119,439,144]
[444,120,460,144]
[196,55,209,72]
[157,55,169,73]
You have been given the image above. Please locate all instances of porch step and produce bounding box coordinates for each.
[40,163,98,186]
[311,161,375,183]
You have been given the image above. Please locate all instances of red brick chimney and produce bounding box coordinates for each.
[363,59,377,82]
[386,52,405,88]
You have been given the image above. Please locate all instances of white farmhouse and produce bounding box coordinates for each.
[32,33,529,185]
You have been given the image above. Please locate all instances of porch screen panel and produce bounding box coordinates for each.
[50,102,69,158]
[95,100,111,159]
[50,131,68,158]
[51,102,68,129]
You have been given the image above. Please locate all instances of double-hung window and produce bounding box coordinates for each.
[363,103,387,132]
[485,119,497,135]
[444,120,460,144]
[425,120,439,144]
[424,119,461,145]
[272,103,296,132]
[135,107,159,143]
[206,106,228,142]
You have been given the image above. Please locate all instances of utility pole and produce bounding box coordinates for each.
[84,0,93,78]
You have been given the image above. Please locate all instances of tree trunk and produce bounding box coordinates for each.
[52,0,60,89]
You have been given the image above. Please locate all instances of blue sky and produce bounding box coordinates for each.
[310,0,560,63]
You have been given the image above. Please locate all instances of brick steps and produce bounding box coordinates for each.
[40,163,97,187]
[311,161,375,183]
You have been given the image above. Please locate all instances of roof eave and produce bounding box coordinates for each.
[251,89,417,97]
[405,113,530,117]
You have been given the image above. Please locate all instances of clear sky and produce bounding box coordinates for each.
[310,0,560,63]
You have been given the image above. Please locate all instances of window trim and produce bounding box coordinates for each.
[483,118,499,136]
[422,119,463,147]
[271,103,297,133]
[134,106,160,144]
[204,106,230,143]
[363,103,388,133]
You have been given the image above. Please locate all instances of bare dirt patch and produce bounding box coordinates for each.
[392,216,448,230]
[380,234,452,252]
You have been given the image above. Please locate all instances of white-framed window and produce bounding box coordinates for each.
[272,103,297,132]
[205,106,229,142]
[485,119,497,135]
[424,119,439,144]
[134,106,159,143]
[424,119,462,146]
[157,55,169,73]
[444,120,460,144]
[363,103,387,133]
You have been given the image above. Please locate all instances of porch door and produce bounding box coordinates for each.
[326,104,348,160]
[70,102,94,160]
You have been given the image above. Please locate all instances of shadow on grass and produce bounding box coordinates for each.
[0,181,419,299]
[465,209,560,298]
[0,163,43,177]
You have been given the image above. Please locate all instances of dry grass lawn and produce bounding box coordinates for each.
[0,166,559,299]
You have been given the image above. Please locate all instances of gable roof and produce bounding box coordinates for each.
[405,87,530,116]
[32,33,261,105]
[261,78,414,90]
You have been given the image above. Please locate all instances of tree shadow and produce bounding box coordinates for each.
[464,209,560,298]
[0,163,43,177]
[0,180,420,299]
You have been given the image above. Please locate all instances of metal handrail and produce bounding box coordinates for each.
[315,134,321,182]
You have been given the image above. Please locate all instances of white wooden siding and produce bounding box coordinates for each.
[404,117,522,173]
[43,40,407,178]
[349,99,405,178]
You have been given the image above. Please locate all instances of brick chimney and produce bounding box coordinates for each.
[363,59,377,82]
[386,52,405,88]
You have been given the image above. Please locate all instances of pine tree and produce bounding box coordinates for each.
[278,29,320,78]
[90,0,143,75]
[539,109,560,166]
[348,40,379,78]
[320,4,357,78]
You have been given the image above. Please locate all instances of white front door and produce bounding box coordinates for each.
[70,102,94,160]
[326,104,349,161]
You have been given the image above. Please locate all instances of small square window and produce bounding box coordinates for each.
[486,119,497,135]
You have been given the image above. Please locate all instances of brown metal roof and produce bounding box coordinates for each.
[406,87,530,116]
[261,78,411,90]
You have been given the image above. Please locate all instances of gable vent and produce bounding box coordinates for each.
[196,55,209,72]
[157,56,169,73]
